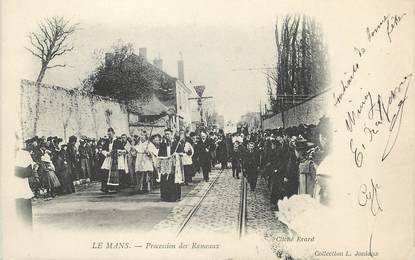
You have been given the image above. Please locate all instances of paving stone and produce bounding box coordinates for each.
[151,168,295,259]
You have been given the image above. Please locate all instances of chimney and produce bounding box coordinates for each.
[153,55,163,71]
[177,52,184,82]
[139,48,147,61]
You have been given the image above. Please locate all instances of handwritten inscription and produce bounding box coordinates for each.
[333,13,407,107]
[338,13,409,257]
[346,73,412,167]
[358,179,383,216]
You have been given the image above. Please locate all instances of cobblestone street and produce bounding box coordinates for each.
[32,163,297,259]
[246,176,293,259]
[152,167,293,258]
[153,168,241,235]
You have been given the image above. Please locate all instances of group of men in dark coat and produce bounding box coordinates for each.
[253,117,331,210]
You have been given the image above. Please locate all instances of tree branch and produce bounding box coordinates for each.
[26,16,78,84]
[51,46,74,59]
[25,47,43,60]
[47,64,68,69]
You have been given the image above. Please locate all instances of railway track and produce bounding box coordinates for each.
[238,175,248,239]
[175,169,249,239]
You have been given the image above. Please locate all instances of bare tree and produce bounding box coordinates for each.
[270,15,328,114]
[26,16,78,135]
[26,16,78,84]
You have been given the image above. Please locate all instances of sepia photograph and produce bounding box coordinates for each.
[1,0,414,259]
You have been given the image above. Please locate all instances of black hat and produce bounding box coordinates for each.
[69,135,77,143]
[295,136,314,150]
[53,137,63,144]
[25,137,36,144]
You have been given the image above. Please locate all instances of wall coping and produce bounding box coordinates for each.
[263,88,331,120]
[20,79,126,104]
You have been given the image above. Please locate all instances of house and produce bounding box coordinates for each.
[101,48,197,134]
[239,112,261,132]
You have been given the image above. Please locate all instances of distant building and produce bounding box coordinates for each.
[175,79,195,130]
[103,48,196,133]
[216,115,225,129]
[239,112,261,132]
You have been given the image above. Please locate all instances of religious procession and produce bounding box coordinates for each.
[19,114,330,206]
[12,11,333,260]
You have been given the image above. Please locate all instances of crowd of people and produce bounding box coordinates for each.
[222,116,331,210]
[20,127,220,202]
[19,116,330,210]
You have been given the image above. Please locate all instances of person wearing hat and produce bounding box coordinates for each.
[158,128,182,201]
[67,135,80,181]
[87,138,97,181]
[242,141,260,192]
[119,133,131,189]
[100,128,127,193]
[281,135,300,199]
[134,130,155,193]
[93,144,106,182]
[54,144,75,194]
[259,135,273,185]
[194,131,214,182]
[208,131,217,168]
[25,136,41,163]
[230,141,243,179]
[269,137,287,211]
[38,152,61,198]
[79,138,91,181]
[215,133,228,170]
[177,132,194,186]
[51,137,62,154]
[296,136,316,197]
[15,134,36,229]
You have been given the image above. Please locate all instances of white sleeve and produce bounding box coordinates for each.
[124,142,132,152]
[15,150,33,167]
[148,142,158,157]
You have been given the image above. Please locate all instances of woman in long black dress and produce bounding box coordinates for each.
[54,145,75,194]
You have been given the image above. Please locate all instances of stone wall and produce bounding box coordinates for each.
[20,80,129,141]
[263,90,329,129]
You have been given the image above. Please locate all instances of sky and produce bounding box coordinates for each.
[15,0,283,123]
[7,0,413,123]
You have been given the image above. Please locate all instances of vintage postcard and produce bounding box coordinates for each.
[1,0,414,259]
